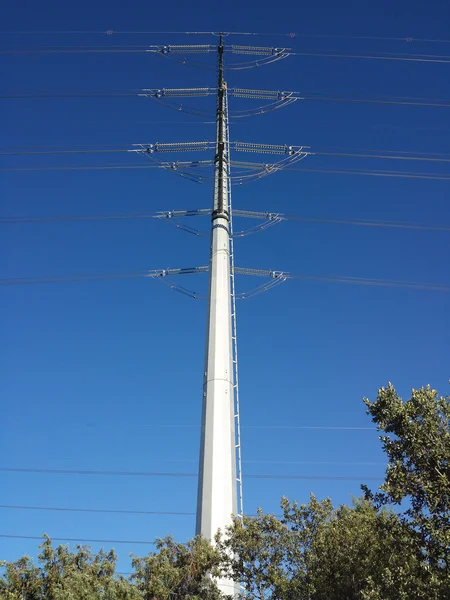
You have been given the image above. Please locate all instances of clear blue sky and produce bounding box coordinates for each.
[1,0,449,575]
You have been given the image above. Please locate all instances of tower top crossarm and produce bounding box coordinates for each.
[147,44,290,56]
[147,40,291,69]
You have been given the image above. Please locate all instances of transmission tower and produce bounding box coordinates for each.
[129,33,309,595]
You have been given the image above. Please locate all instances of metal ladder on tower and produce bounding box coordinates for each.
[226,87,244,521]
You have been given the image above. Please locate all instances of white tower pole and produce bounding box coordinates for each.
[196,34,238,594]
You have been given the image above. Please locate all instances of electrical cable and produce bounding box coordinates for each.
[2,47,450,64]
[0,164,164,172]
[0,149,128,156]
[2,90,449,108]
[0,270,448,291]
[283,33,450,44]
[1,31,450,44]
[0,505,194,516]
[301,94,450,108]
[287,50,450,64]
[314,151,450,163]
[0,272,150,285]
[286,166,450,180]
[3,147,450,164]
[9,422,378,431]
[2,163,450,180]
[0,211,167,223]
[0,467,383,480]
[0,534,155,545]
[281,215,450,233]
[288,273,450,292]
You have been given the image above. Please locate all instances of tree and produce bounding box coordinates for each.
[219,382,450,599]
[363,384,450,577]
[0,535,139,600]
[130,535,226,600]
[0,535,225,600]
[306,498,440,600]
[221,496,438,600]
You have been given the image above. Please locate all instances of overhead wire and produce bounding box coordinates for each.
[314,151,450,164]
[277,33,450,44]
[1,31,450,43]
[0,164,164,172]
[3,146,450,164]
[0,148,128,155]
[0,505,194,516]
[0,534,156,545]
[2,89,450,114]
[288,273,450,292]
[0,466,383,481]
[300,94,450,108]
[287,50,450,64]
[286,166,450,181]
[9,421,378,431]
[2,46,450,64]
[281,215,450,233]
[0,457,385,518]
[2,162,450,181]
[2,210,448,232]
[0,272,150,285]
[0,270,448,292]
[0,211,166,223]
[1,90,449,108]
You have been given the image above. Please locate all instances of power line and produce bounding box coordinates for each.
[302,94,450,108]
[0,48,150,54]
[0,504,194,516]
[2,163,450,181]
[0,211,165,223]
[318,146,450,157]
[0,272,150,285]
[0,270,448,292]
[283,215,450,233]
[0,467,197,477]
[1,31,450,44]
[0,148,127,156]
[1,210,449,233]
[245,425,377,430]
[288,50,450,64]
[2,46,450,64]
[3,146,450,165]
[2,89,450,108]
[0,271,447,292]
[287,166,450,181]
[0,30,244,36]
[289,273,450,292]
[0,467,383,481]
[315,151,450,164]
[280,33,450,44]
[0,534,155,545]
[0,164,164,172]
[3,421,379,431]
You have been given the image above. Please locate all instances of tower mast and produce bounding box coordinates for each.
[132,34,307,594]
[196,34,237,586]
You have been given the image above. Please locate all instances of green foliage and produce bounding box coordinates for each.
[0,535,223,600]
[130,535,225,600]
[0,535,139,600]
[363,384,450,575]
[307,498,439,600]
[221,496,440,600]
